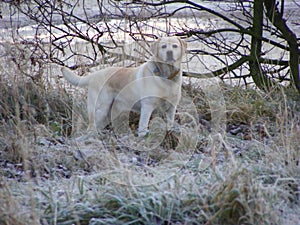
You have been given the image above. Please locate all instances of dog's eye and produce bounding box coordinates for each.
[161,45,167,49]
[173,44,178,48]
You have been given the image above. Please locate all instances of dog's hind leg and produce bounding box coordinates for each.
[87,90,97,131]
[94,92,114,134]
[86,89,111,132]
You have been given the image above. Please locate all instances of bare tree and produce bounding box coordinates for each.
[2,0,299,92]
[263,0,299,92]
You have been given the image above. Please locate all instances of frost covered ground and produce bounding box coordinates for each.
[0,1,300,224]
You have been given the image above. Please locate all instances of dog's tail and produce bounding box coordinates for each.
[61,67,90,87]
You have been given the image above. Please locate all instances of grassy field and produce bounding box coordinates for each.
[0,54,299,225]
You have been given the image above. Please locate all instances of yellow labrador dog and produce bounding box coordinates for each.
[61,36,186,137]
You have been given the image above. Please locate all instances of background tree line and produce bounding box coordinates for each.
[1,0,299,93]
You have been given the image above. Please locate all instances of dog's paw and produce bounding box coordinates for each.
[167,125,181,135]
[138,129,150,138]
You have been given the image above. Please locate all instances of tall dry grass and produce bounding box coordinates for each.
[0,43,299,225]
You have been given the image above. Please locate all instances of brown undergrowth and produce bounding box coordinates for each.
[0,61,299,224]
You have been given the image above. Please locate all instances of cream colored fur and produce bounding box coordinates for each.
[61,36,187,137]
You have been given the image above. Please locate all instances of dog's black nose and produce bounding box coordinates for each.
[167,51,174,61]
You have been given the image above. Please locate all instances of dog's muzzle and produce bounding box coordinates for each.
[167,51,174,61]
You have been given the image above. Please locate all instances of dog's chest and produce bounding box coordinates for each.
[149,62,180,81]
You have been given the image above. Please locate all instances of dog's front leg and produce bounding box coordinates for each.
[165,105,177,131]
[138,104,154,137]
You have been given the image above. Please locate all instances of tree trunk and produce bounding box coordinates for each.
[250,0,274,91]
[263,0,300,93]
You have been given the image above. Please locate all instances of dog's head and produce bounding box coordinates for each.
[151,36,187,64]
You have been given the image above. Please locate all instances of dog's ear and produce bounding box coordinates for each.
[151,38,161,57]
[178,37,187,52]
